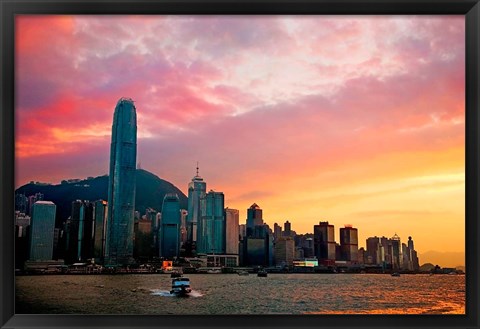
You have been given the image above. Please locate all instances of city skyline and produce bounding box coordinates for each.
[16,16,465,266]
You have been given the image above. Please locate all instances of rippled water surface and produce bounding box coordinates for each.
[16,274,465,314]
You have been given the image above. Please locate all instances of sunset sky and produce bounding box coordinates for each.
[15,15,465,266]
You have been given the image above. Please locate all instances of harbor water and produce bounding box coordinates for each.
[15,273,465,314]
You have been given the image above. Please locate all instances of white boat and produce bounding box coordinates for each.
[391,272,400,277]
[206,269,222,274]
[170,277,192,296]
[237,270,249,276]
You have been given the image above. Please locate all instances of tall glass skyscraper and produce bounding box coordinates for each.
[29,201,56,261]
[186,165,206,252]
[159,194,181,259]
[105,98,137,265]
[197,190,225,254]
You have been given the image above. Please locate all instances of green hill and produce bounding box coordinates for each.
[15,169,187,226]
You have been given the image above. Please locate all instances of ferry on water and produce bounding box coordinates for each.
[170,277,192,297]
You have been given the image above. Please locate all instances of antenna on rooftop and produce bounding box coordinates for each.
[196,161,199,176]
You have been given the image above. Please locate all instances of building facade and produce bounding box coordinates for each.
[274,237,295,267]
[339,225,358,262]
[159,194,181,259]
[93,200,108,263]
[313,221,336,264]
[29,201,56,261]
[105,98,137,265]
[197,190,225,255]
[224,208,239,255]
[186,165,207,253]
[246,203,263,236]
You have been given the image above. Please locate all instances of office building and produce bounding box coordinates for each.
[246,203,263,236]
[159,194,181,259]
[339,225,358,262]
[29,201,56,261]
[180,209,188,245]
[225,208,239,255]
[197,190,225,254]
[186,164,207,253]
[105,97,137,265]
[390,233,403,270]
[15,194,28,213]
[313,221,336,265]
[273,223,282,240]
[93,200,108,263]
[284,220,292,237]
[134,217,153,260]
[274,237,295,267]
[66,200,94,263]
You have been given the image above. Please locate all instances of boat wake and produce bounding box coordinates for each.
[150,289,203,297]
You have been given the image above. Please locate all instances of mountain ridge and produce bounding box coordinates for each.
[15,169,188,226]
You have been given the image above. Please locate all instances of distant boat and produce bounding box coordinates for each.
[206,269,222,274]
[170,277,192,297]
[237,270,249,276]
[391,272,400,277]
[257,269,268,277]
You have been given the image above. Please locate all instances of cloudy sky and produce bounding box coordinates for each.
[16,15,465,266]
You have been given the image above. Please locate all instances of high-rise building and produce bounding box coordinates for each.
[225,208,239,255]
[243,222,273,267]
[159,194,181,259]
[15,194,28,213]
[366,236,379,264]
[239,224,246,240]
[283,220,292,237]
[313,221,336,265]
[273,223,282,241]
[246,203,263,236]
[339,225,358,262]
[29,201,56,261]
[197,190,225,254]
[105,98,137,266]
[93,200,108,264]
[134,217,153,260]
[186,164,207,253]
[180,209,188,245]
[66,200,94,263]
[274,237,295,267]
[390,234,403,270]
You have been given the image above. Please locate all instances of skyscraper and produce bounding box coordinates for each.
[197,190,225,254]
[284,220,291,237]
[65,200,94,263]
[186,164,206,254]
[274,237,295,267]
[390,233,403,270]
[159,194,181,259]
[246,203,263,236]
[225,208,239,255]
[339,225,358,262]
[29,201,56,261]
[105,98,137,265]
[93,200,108,264]
[313,221,336,265]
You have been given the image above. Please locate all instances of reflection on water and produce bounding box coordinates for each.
[15,273,465,314]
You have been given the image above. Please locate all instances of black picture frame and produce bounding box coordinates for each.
[1,0,479,328]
